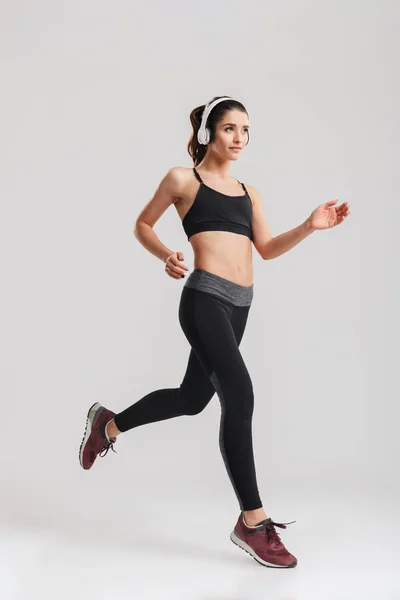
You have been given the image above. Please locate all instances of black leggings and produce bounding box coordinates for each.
[114,268,262,511]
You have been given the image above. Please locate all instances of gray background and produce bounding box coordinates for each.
[1,1,398,598]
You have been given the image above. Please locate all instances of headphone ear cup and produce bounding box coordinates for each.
[197,126,210,145]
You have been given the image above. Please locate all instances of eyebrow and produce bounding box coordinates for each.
[222,122,250,128]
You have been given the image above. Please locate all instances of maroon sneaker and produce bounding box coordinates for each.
[79,402,117,470]
[230,513,297,568]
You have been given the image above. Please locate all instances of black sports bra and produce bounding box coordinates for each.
[182,168,253,241]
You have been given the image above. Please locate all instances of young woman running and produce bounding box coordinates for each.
[79,96,350,568]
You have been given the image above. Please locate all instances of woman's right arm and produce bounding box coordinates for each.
[133,167,189,278]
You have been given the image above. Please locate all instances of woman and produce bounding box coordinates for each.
[78,96,350,568]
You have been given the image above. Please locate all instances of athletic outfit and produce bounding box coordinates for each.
[182,166,253,240]
[79,167,297,568]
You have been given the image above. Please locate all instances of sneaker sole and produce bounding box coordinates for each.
[79,401,102,469]
[230,530,297,568]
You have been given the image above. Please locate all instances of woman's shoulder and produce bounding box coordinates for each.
[154,167,194,203]
[164,166,195,194]
[168,166,195,180]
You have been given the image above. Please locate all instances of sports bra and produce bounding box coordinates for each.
[181,168,253,241]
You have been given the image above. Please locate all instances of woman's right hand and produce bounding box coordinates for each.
[164,251,189,280]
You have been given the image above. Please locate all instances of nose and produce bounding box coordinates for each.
[234,132,246,145]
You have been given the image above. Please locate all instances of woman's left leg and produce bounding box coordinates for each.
[178,286,263,511]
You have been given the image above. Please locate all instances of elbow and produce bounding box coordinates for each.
[260,246,271,260]
[261,238,274,260]
[133,219,146,238]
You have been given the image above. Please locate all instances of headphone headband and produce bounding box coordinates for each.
[197,97,245,145]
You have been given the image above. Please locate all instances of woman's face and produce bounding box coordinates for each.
[210,109,249,161]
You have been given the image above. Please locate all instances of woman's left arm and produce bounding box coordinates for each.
[247,185,350,260]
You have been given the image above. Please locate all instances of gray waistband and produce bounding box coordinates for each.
[184,269,254,307]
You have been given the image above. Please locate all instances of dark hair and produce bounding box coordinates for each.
[187,96,248,166]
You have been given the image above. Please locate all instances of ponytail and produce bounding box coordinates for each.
[187,104,208,167]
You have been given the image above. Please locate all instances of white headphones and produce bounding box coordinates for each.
[197,96,243,145]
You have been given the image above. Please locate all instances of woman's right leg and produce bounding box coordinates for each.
[113,346,216,432]
[80,336,216,470]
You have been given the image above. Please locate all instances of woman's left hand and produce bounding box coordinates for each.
[308,200,350,231]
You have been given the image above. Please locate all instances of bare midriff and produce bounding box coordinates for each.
[189,231,253,286]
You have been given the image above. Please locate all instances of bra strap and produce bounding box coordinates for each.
[238,180,250,196]
[193,167,203,183]
[194,169,248,195]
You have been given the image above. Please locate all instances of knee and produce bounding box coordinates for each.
[224,379,255,419]
[177,388,211,416]
[238,390,255,420]
[185,401,208,416]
